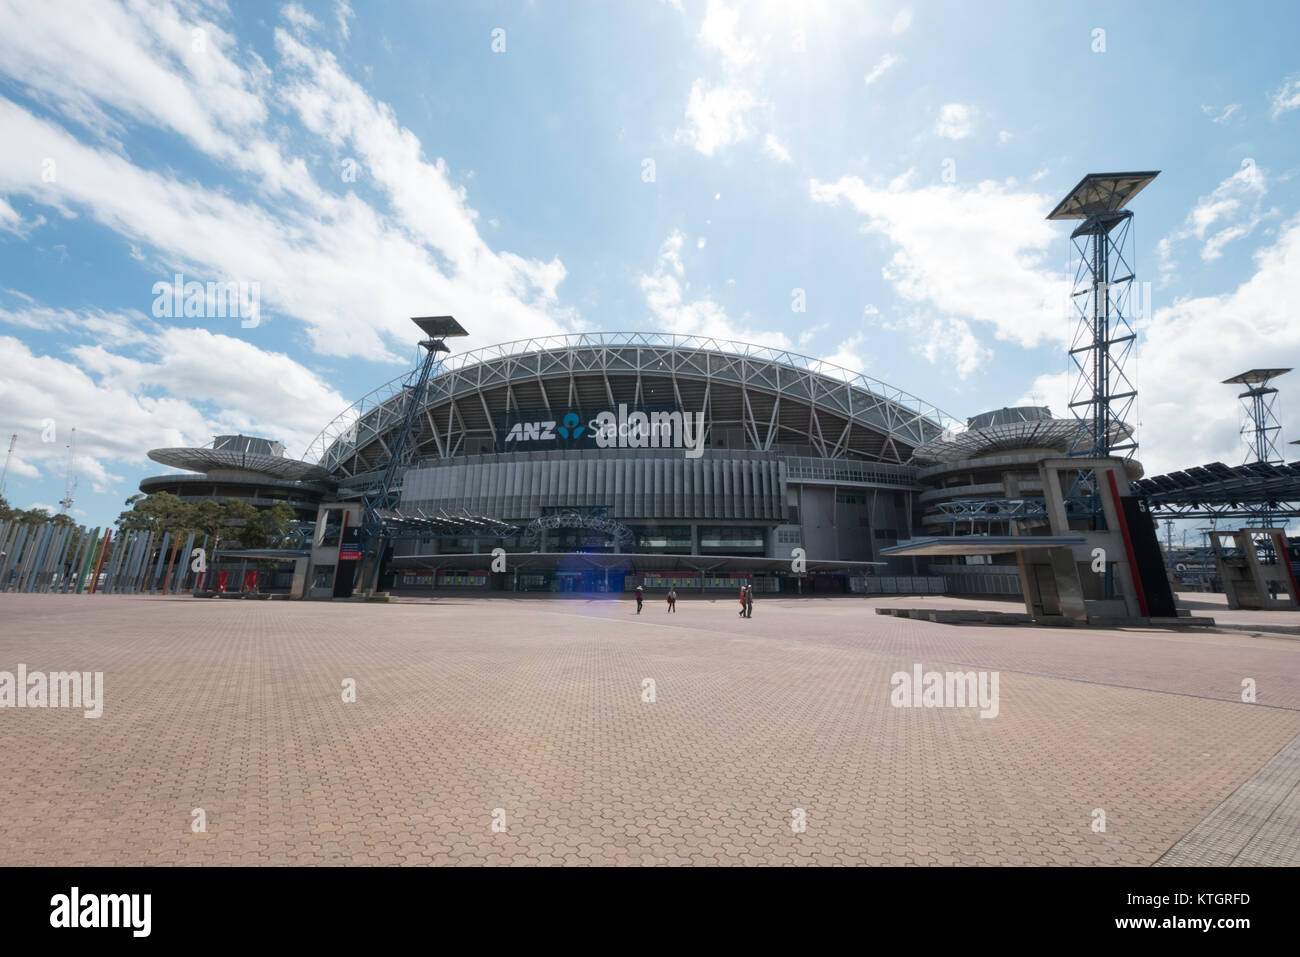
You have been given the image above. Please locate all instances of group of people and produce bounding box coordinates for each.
[631,583,753,617]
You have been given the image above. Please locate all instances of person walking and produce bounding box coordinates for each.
[667,587,677,613]
[635,583,644,614]
[744,583,754,618]
[738,584,747,617]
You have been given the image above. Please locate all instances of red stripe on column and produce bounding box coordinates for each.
[1106,469,1150,618]
[1276,533,1298,599]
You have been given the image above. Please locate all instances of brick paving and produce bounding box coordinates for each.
[1,593,1298,866]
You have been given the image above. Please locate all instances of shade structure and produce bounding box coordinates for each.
[411,315,468,339]
[1046,171,1160,220]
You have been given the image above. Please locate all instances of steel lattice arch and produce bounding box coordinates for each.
[304,332,960,479]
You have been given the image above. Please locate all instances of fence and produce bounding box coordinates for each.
[0,520,208,595]
[851,575,948,594]
[928,564,1023,596]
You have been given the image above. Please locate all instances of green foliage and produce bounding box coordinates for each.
[239,502,299,549]
[0,494,77,527]
[115,494,299,551]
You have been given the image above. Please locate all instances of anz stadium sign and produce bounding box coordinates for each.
[496,404,706,458]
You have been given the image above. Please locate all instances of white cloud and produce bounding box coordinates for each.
[0,298,351,493]
[699,0,758,70]
[673,0,788,162]
[823,332,868,373]
[810,175,1066,349]
[935,103,973,140]
[335,1,355,40]
[1158,159,1270,280]
[918,317,990,379]
[1200,103,1240,124]
[640,232,792,348]
[282,3,320,32]
[998,130,1013,144]
[763,132,791,163]
[891,9,913,35]
[676,80,758,155]
[887,168,914,192]
[0,196,23,234]
[864,54,900,87]
[797,322,829,347]
[0,1,572,363]
[1270,73,1300,119]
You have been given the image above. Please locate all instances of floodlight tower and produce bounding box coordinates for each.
[354,316,469,596]
[0,433,15,499]
[1047,171,1159,523]
[1224,368,1289,465]
[58,428,77,515]
[1225,368,1290,529]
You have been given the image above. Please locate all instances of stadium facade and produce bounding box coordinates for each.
[141,332,1111,598]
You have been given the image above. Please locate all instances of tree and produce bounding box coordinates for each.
[116,491,189,535]
[0,495,76,528]
[115,493,300,552]
[182,500,229,552]
[240,502,298,549]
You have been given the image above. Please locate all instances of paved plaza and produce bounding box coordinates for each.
[1,592,1299,866]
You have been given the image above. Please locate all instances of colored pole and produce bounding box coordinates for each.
[76,528,100,594]
[162,533,180,595]
[89,530,112,594]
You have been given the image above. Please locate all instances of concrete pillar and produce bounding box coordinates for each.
[1048,547,1087,622]
[290,557,309,599]
[1015,551,1043,619]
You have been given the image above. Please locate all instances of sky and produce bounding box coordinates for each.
[0,0,1297,534]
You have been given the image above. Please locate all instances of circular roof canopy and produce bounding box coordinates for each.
[914,415,1133,465]
[148,446,332,482]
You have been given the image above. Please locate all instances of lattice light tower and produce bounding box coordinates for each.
[1047,171,1159,522]
[354,315,468,595]
[1225,368,1290,530]
[1224,368,1289,465]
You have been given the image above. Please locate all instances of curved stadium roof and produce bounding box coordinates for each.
[303,332,961,478]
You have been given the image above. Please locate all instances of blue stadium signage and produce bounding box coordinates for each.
[496,404,706,458]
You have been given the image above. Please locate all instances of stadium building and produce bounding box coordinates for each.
[295,332,960,596]
[910,406,1140,596]
[145,333,1158,600]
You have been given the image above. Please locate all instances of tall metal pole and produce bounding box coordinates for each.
[0,433,15,499]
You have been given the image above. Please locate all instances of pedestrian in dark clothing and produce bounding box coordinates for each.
[635,584,644,614]
[744,584,754,618]
[667,587,677,612]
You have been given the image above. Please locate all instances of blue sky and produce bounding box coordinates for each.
[1,0,1298,532]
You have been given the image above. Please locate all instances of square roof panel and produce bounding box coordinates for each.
[1222,368,1290,385]
[411,315,468,338]
[1046,171,1160,220]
